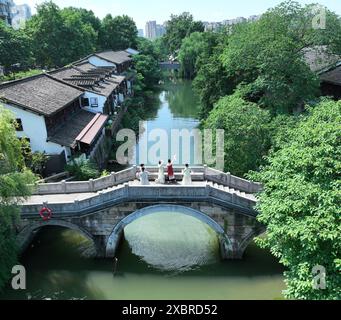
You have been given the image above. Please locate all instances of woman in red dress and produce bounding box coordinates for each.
[167,155,176,184]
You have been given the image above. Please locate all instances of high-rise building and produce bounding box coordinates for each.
[145,21,157,39]
[145,21,166,39]
[11,4,31,29]
[0,0,15,25]
[138,29,144,37]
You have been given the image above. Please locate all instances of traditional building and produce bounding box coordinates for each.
[77,50,134,74]
[0,74,108,174]
[319,65,341,100]
[49,64,127,115]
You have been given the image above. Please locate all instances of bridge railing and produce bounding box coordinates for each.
[204,167,262,193]
[33,166,138,195]
[31,166,262,195]
[21,183,257,217]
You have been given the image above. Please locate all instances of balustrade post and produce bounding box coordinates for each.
[124,183,130,198]
[89,179,95,192]
[226,172,231,186]
[61,180,67,193]
[203,165,208,180]
[110,172,116,185]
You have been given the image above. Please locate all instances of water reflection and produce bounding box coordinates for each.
[124,212,220,273]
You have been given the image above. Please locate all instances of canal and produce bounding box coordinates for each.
[0,80,285,300]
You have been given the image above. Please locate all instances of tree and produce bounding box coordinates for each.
[220,1,341,114]
[204,92,272,177]
[178,32,217,79]
[24,1,67,67]
[193,52,233,118]
[133,54,161,90]
[60,7,97,62]
[24,2,98,68]
[99,14,138,50]
[0,106,35,291]
[249,99,341,300]
[0,20,32,70]
[163,12,204,53]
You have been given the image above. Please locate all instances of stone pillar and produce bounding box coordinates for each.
[219,235,243,260]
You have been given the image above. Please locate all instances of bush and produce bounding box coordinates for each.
[66,158,100,181]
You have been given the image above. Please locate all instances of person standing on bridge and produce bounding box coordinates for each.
[182,164,193,185]
[167,155,176,184]
[155,160,165,184]
[138,167,150,185]
[136,164,145,180]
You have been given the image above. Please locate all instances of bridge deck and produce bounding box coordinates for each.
[23,180,256,206]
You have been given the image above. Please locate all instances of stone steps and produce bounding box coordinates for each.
[209,181,256,201]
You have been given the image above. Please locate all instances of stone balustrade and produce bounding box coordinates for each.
[22,182,258,218]
[31,166,262,196]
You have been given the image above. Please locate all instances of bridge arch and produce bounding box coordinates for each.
[17,220,95,254]
[106,204,233,259]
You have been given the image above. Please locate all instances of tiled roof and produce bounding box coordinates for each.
[95,50,132,65]
[303,46,341,74]
[48,66,124,98]
[320,65,341,86]
[0,74,83,116]
[48,110,97,147]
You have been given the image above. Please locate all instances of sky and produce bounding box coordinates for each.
[15,0,341,29]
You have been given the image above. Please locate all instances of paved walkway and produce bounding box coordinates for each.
[23,180,209,205]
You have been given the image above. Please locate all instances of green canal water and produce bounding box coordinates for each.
[0,80,285,300]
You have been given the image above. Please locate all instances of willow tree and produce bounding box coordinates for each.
[250,100,341,300]
[0,107,35,291]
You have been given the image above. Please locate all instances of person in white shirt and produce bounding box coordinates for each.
[138,167,150,185]
[155,160,165,184]
[182,164,193,185]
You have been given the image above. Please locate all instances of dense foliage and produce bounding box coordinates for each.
[0,1,139,69]
[99,14,138,51]
[177,1,341,116]
[65,158,100,181]
[0,20,32,70]
[249,100,341,300]
[204,92,273,177]
[163,12,204,53]
[0,107,36,291]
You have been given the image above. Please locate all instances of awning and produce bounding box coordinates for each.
[76,113,108,145]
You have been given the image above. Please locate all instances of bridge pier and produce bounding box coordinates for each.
[93,235,109,258]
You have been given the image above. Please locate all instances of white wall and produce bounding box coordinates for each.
[82,91,107,114]
[89,56,116,70]
[3,103,67,157]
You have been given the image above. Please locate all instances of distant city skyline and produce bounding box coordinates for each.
[14,0,341,29]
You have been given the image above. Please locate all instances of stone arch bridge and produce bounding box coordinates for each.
[17,166,264,260]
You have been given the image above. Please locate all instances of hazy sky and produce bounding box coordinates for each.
[15,0,341,29]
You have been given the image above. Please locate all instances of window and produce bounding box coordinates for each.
[90,97,98,108]
[14,118,23,131]
[82,98,90,107]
